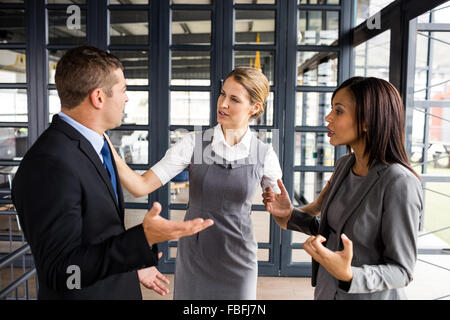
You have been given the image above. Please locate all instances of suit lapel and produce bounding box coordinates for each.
[78,139,121,214]
[335,161,387,235]
[110,147,125,222]
[319,154,355,235]
[50,115,122,217]
[319,153,388,236]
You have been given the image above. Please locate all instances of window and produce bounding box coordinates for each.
[354,30,390,80]
[410,12,450,249]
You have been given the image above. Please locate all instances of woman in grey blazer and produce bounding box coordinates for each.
[263,77,423,299]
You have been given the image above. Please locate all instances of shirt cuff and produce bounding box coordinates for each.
[346,266,364,294]
[286,208,306,231]
[261,176,281,194]
[151,163,170,186]
[261,182,281,194]
[338,279,352,292]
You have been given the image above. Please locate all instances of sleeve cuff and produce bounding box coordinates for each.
[150,163,170,186]
[338,279,352,292]
[126,224,159,269]
[260,176,281,194]
[346,266,364,294]
[286,208,298,230]
[286,208,318,235]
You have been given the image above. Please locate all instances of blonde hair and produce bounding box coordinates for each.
[225,67,270,120]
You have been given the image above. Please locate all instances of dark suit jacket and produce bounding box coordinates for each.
[12,115,158,299]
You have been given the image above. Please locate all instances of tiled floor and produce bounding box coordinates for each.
[141,254,450,300]
[3,185,446,300]
[141,275,314,300]
[1,235,448,300]
[141,233,450,301]
[124,184,450,300]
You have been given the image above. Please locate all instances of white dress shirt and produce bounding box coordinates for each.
[58,111,105,164]
[151,124,282,193]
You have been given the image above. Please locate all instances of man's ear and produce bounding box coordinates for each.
[89,88,104,110]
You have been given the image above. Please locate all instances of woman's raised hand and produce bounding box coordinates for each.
[262,179,294,229]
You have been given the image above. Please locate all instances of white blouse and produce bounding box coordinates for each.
[151,124,282,194]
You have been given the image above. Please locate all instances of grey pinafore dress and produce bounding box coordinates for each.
[173,130,269,300]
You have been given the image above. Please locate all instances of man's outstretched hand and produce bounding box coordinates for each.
[143,202,214,246]
[138,252,170,296]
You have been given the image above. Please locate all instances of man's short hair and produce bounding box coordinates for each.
[55,45,123,109]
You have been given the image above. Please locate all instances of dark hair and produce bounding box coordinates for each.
[332,76,419,178]
[55,45,123,109]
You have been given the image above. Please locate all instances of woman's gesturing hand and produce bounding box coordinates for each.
[262,179,294,229]
[303,234,354,283]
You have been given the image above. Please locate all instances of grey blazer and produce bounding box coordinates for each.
[287,153,423,299]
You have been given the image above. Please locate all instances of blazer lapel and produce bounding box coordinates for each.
[335,161,387,235]
[311,155,356,287]
[319,154,355,235]
[110,147,125,222]
[78,139,121,214]
[50,115,121,216]
[319,152,388,238]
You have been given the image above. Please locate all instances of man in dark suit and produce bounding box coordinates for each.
[11,46,213,299]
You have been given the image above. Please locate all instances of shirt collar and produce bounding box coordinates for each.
[212,124,253,152]
[58,111,105,157]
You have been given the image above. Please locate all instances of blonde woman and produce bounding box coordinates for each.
[108,67,282,299]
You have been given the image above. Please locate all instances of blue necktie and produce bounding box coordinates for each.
[101,139,118,202]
